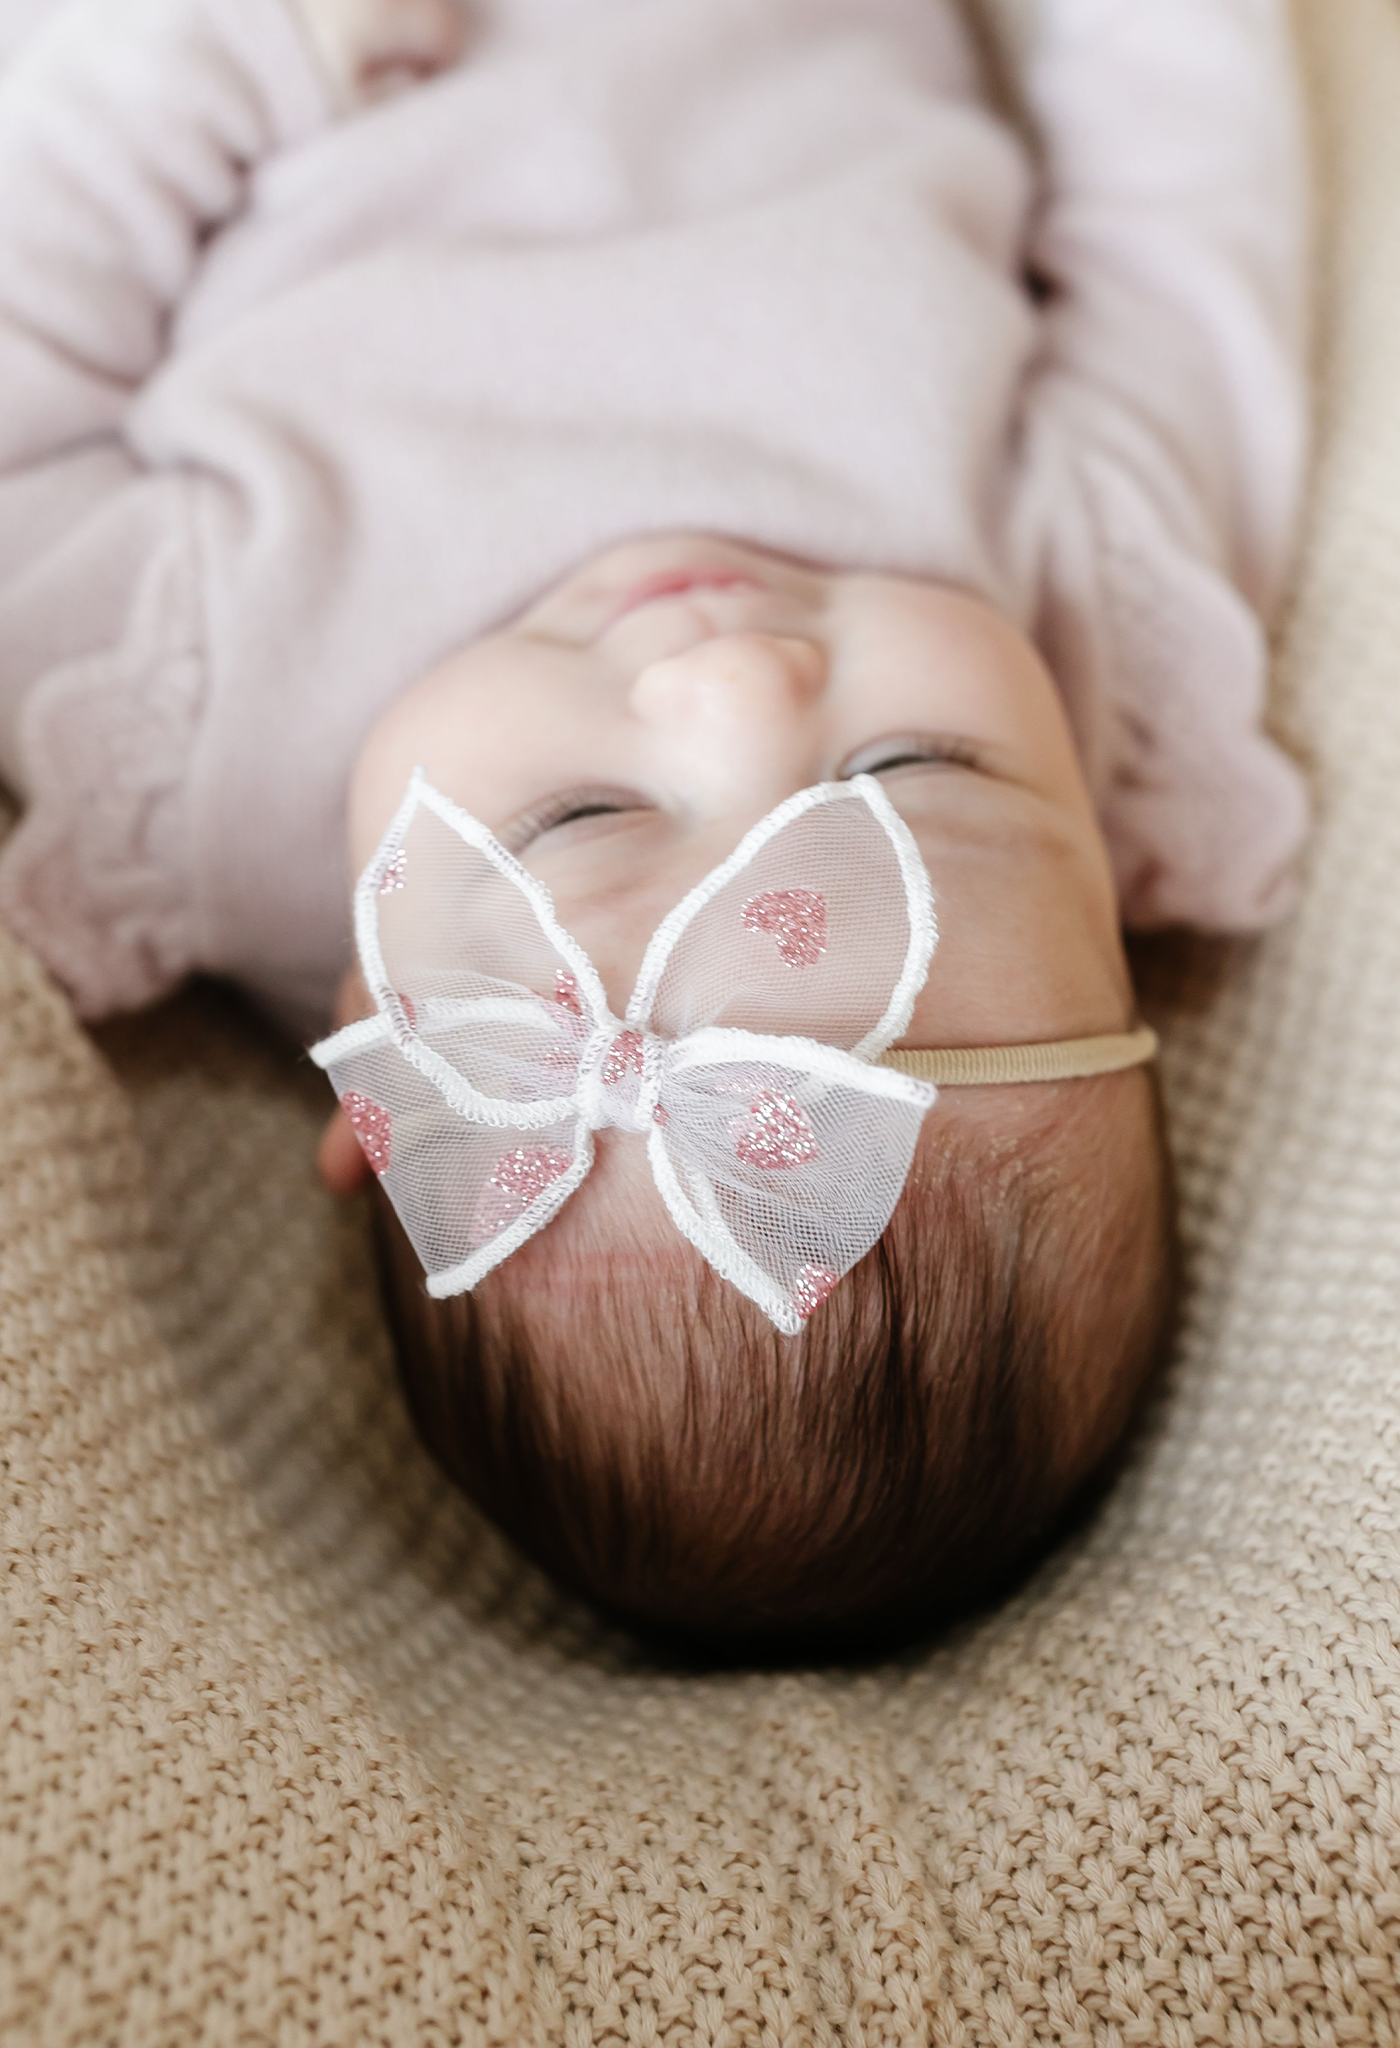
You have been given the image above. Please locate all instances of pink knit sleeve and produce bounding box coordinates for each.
[1008,0,1312,932]
[0,0,331,1014]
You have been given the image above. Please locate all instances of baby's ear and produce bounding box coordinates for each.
[319,1105,372,1195]
[318,966,376,1195]
[332,963,374,1028]
[292,0,467,115]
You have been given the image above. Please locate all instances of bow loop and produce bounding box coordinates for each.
[314,1019,592,1294]
[628,779,936,1057]
[366,771,611,1053]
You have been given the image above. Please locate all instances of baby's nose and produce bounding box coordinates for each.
[630,633,826,742]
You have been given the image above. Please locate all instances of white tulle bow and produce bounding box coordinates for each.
[311,772,939,1334]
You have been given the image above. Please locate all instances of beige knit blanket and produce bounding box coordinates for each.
[3,5,1399,2041]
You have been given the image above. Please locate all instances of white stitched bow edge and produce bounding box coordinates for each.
[311,772,939,1335]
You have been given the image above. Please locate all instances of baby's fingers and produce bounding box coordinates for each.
[319,1104,371,1196]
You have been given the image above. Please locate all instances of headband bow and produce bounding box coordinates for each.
[312,772,939,1333]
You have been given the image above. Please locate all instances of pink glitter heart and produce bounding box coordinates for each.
[741,888,827,969]
[342,1091,392,1177]
[793,1264,839,1320]
[734,1090,818,1171]
[476,1145,573,1238]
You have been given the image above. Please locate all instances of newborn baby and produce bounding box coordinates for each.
[0,0,1309,1645]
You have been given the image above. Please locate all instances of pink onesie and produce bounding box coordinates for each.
[0,0,1310,1030]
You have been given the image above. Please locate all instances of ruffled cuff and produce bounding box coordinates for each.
[0,535,202,1019]
[1083,453,1309,933]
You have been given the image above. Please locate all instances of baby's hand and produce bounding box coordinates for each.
[293,0,466,113]
[318,967,373,1196]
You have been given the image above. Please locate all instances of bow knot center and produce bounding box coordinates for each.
[580,1023,660,1134]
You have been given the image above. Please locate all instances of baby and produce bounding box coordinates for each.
[0,0,1309,1647]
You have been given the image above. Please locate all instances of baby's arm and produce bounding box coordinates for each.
[0,0,461,456]
[1018,0,1308,608]
[1011,0,1310,927]
[0,0,457,1010]
[0,0,332,775]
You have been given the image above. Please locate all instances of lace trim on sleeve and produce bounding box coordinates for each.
[1079,450,1310,933]
[0,530,202,1018]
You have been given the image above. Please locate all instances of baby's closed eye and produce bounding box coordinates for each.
[506,741,992,856]
[838,734,989,779]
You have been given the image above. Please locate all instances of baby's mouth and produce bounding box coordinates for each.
[604,569,759,628]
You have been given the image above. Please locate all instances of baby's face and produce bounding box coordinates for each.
[351,535,1132,1053]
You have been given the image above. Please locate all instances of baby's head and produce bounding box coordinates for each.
[337,535,1176,1650]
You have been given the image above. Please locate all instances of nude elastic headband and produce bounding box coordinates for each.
[879,1025,1158,1087]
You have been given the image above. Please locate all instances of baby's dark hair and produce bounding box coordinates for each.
[374,1071,1176,1656]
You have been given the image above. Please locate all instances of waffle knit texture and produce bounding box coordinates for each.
[3,2,1400,2042]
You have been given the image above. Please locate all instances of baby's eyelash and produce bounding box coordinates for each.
[503,786,649,851]
[841,735,986,779]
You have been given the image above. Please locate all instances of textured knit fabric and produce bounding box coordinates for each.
[0,6,1398,2041]
[0,0,1308,1030]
